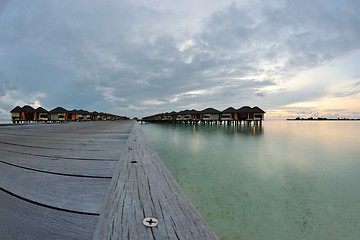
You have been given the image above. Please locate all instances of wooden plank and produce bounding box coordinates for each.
[0,190,98,240]
[0,149,117,177]
[0,161,111,214]
[0,142,124,160]
[0,137,128,151]
[1,120,216,239]
[93,123,217,240]
[0,120,135,239]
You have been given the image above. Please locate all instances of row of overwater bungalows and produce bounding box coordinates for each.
[10,105,128,123]
[142,106,265,124]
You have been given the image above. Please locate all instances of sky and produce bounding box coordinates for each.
[1,0,360,120]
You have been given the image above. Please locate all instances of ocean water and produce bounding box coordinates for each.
[141,121,360,240]
[0,119,12,125]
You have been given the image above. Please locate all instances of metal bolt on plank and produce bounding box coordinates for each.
[143,217,158,227]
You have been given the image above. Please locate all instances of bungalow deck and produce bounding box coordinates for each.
[0,121,216,240]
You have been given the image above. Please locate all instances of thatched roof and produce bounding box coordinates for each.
[49,107,68,113]
[78,109,90,115]
[10,106,22,113]
[177,109,190,115]
[188,109,199,114]
[252,106,266,113]
[34,107,48,113]
[237,106,252,113]
[201,108,220,114]
[22,105,35,113]
[222,107,237,113]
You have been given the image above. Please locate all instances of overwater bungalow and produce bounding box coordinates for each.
[97,112,105,120]
[160,112,171,121]
[169,111,178,121]
[141,105,265,125]
[83,110,92,121]
[106,113,117,121]
[188,109,200,122]
[91,111,101,121]
[76,109,91,121]
[221,107,238,122]
[251,106,265,121]
[21,105,36,122]
[150,114,162,121]
[183,110,193,121]
[176,110,187,121]
[11,105,48,123]
[49,107,68,122]
[10,105,128,123]
[237,106,253,121]
[68,109,78,121]
[236,106,265,123]
[10,106,23,123]
[200,108,221,122]
[34,107,49,122]
[175,109,200,122]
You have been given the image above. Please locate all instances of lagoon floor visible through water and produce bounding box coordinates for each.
[142,121,360,240]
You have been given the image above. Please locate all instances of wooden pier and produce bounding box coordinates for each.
[0,121,217,239]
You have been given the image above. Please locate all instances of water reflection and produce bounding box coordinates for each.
[149,122,264,136]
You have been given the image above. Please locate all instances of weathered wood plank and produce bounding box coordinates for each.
[0,138,128,152]
[1,120,216,239]
[0,190,98,240]
[0,120,134,239]
[0,141,124,160]
[0,161,111,214]
[93,123,217,240]
[0,149,117,177]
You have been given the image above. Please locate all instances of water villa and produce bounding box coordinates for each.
[142,106,265,125]
[221,107,238,121]
[10,105,128,123]
[200,107,221,122]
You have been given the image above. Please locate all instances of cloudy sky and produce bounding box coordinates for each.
[1,0,360,119]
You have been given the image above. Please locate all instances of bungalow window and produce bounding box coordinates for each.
[58,114,64,119]
[222,114,231,118]
[40,114,48,118]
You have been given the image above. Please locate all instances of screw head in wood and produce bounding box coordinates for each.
[143,217,158,227]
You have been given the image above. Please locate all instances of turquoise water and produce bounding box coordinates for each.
[141,121,360,240]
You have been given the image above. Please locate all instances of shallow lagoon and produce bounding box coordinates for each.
[142,121,360,240]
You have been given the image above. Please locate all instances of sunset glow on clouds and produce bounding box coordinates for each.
[1,0,360,119]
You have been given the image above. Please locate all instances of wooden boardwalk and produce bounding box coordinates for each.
[0,121,217,239]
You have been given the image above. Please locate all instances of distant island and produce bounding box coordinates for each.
[287,117,360,121]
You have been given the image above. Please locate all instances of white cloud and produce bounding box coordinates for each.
[142,99,167,106]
